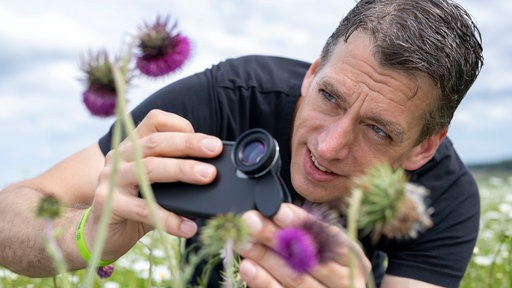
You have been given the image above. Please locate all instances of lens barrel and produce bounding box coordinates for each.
[232,129,279,177]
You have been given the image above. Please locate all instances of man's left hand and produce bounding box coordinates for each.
[236,203,371,288]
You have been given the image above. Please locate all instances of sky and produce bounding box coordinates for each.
[0,0,511,188]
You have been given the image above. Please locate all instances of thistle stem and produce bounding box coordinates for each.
[43,219,70,288]
[347,188,363,288]
[222,238,236,288]
[112,65,182,286]
[346,188,376,288]
[82,70,124,287]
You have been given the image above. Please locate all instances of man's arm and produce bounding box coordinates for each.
[0,110,223,277]
[0,144,103,276]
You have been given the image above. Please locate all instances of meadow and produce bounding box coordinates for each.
[460,173,512,288]
[1,173,511,288]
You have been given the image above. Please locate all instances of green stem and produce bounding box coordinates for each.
[508,235,512,288]
[43,219,69,288]
[221,238,236,288]
[346,189,376,288]
[111,63,181,285]
[147,240,154,288]
[82,37,181,287]
[347,188,363,288]
[82,83,123,287]
[181,248,213,286]
[487,236,504,287]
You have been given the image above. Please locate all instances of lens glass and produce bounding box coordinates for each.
[241,141,266,165]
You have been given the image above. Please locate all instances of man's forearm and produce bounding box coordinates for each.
[0,184,87,277]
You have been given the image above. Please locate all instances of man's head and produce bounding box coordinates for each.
[320,0,483,143]
[290,0,483,203]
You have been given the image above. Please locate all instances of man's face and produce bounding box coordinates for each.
[290,31,438,203]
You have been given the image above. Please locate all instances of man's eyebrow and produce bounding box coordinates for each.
[319,79,349,107]
[368,116,405,143]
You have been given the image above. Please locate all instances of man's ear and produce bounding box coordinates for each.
[301,58,321,96]
[401,128,448,171]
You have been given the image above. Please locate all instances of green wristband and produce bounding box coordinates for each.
[76,207,116,267]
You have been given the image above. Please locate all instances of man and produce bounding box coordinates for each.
[0,0,483,287]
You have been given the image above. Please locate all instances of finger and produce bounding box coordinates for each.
[272,203,310,227]
[244,204,371,287]
[242,211,280,246]
[241,204,322,246]
[108,193,197,238]
[331,240,372,285]
[134,109,195,138]
[274,204,367,268]
[114,156,218,186]
[237,243,323,288]
[239,259,282,288]
[116,132,223,162]
[324,231,369,272]
[310,261,355,287]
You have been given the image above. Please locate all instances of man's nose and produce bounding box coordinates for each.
[316,117,356,161]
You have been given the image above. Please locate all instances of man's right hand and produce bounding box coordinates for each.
[5,109,223,274]
[86,109,223,261]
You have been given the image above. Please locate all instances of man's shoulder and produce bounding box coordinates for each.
[409,136,480,230]
[376,137,480,287]
[219,55,311,70]
[211,55,311,91]
[410,137,477,192]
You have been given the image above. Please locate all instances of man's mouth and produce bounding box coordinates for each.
[310,153,333,173]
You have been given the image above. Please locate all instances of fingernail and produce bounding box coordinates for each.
[243,212,263,233]
[179,218,197,236]
[202,138,222,153]
[275,205,293,226]
[240,260,257,280]
[237,240,254,252]
[194,164,215,179]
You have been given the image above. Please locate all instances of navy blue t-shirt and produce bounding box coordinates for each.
[99,55,480,287]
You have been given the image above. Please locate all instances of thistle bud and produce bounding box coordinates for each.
[201,213,249,256]
[97,264,115,279]
[381,183,434,239]
[350,163,433,242]
[80,50,117,117]
[36,195,62,220]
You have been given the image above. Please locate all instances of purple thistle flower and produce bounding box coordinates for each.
[276,227,319,273]
[136,16,191,77]
[97,264,114,279]
[276,203,344,274]
[80,50,118,117]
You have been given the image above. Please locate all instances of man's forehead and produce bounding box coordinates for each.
[328,32,436,103]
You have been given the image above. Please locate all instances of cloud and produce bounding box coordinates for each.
[453,94,512,129]
[0,3,102,62]
[0,0,511,188]
[460,0,512,94]
[450,93,512,163]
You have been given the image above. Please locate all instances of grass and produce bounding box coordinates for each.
[460,174,512,288]
[1,174,511,287]
[0,233,180,288]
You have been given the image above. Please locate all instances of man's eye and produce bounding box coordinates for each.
[321,90,337,103]
[370,124,390,139]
